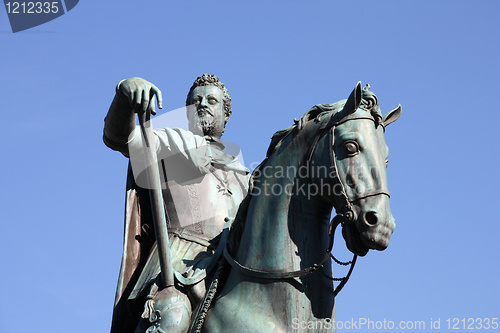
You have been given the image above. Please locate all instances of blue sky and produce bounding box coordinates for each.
[1,1,499,332]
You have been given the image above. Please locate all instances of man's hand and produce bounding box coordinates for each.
[118,77,163,115]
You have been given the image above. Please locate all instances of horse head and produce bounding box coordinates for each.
[308,82,401,256]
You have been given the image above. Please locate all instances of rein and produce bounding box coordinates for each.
[223,114,387,297]
[223,214,352,296]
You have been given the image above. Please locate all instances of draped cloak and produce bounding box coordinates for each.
[105,127,249,333]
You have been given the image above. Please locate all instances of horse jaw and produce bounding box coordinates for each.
[342,221,369,256]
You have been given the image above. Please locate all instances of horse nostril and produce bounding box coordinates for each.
[364,211,379,226]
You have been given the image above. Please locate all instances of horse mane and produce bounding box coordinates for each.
[265,101,344,158]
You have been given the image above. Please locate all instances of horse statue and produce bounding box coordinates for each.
[192,82,401,332]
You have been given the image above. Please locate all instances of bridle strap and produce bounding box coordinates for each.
[349,190,390,203]
[318,115,390,211]
[305,115,384,217]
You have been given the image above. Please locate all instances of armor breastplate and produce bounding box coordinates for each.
[162,166,247,241]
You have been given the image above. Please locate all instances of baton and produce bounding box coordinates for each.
[138,106,175,288]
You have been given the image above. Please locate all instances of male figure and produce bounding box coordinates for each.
[104,74,249,333]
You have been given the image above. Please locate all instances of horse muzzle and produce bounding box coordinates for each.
[342,196,396,256]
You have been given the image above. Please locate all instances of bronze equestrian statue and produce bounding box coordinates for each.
[104,76,401,332]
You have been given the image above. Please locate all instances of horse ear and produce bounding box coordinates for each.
[340,81,362,118]
[383,105,402,127]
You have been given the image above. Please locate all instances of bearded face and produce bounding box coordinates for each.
[187,85,228,138]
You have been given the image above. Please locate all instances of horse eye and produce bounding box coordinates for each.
[344,141,359,156]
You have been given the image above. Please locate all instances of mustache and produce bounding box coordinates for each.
[197,107,214,117]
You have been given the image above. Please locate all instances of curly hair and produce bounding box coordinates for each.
[186,73,232,119]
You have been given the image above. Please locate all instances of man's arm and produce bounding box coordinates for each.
[103,77,163,156]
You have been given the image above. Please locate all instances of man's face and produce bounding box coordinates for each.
[187,85,228,138]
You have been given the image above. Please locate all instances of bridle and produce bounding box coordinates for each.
[223,112,390,296]
[312,113,391,224]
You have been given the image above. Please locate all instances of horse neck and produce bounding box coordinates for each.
[236,137,333,272]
